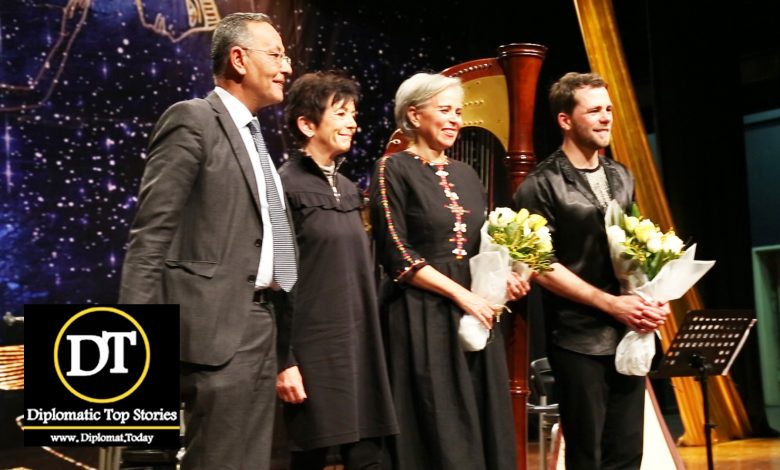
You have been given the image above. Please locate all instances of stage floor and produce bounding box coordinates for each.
[1,408,779,469]
[522,406,780,470]
[672,406,780,470]
[522,438,780,470]
[676,438,780,469]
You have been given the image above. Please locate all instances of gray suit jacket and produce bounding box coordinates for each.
[120,92,288,366]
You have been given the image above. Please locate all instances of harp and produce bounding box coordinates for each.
[384,43,548,467]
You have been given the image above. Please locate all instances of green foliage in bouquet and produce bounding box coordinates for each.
[609,202,685,280]
[486,207,554,273]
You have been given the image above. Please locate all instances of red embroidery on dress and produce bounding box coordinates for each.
[412,155,470,260]
[377,155,425,278]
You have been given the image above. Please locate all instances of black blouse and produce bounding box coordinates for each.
[513,148,635,355]
[277,151,398,449]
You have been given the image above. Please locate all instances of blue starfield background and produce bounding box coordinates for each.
[0,0,588,322]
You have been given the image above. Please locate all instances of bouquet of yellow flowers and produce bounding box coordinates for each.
[604,200,715,375]
[459,207,554,352]
[485,207,554,278]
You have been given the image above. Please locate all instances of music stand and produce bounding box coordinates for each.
[650,310,756,470]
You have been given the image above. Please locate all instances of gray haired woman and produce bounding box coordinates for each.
[369,73,529,469]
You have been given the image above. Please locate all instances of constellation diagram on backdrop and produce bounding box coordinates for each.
[0,0,220,113]
[135,0,221,43]
[0,0,223,314]
[0,0,455,314]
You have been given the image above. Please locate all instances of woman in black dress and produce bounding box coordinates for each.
[369,73,530,469]
[277,71,398,469]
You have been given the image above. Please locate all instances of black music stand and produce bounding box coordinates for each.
[650,310,756,470]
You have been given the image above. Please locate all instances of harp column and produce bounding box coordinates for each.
[498,43,547,198]
[497,43,547,470]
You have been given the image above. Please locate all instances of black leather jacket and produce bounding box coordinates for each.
[513,148,635,355]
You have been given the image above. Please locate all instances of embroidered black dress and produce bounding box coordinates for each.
[278,152,398,451]
[369,150,516,470]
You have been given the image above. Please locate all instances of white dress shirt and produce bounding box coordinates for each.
[213,87,286,290]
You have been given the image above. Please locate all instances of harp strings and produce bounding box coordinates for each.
[448,128,503,190]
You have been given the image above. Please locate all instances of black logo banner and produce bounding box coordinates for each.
[24,304,180,447]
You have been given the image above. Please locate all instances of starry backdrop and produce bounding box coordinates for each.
[1,0,219,324]
[0,0,592,332]
[0,0,453,326]
[3,0,773,361]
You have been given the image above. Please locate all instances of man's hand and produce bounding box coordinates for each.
[608,295,668,333]
[276,366,307,404]
[531,263,670,333]
[506,271,531,301]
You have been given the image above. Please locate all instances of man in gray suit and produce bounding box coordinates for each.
[120,12,295,469]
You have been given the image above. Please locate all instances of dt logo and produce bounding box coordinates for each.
[53,307,150,404]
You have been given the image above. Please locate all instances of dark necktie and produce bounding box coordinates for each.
[247,119,297,292]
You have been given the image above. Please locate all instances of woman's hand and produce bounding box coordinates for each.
[506,271,531,301]
[404,265,505,330]
[453,290,496,330]
[276,366,307,404]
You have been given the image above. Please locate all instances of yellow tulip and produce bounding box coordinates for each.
[514,208,529,225]
[634,219,657,243]
[624,216,639,234]
[527,214,548,231]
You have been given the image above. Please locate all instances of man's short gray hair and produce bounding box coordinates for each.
[211,12,273,77]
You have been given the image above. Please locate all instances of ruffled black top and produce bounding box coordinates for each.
[276,150,398,450]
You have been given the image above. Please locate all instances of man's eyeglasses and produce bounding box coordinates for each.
[242,47,292,66]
